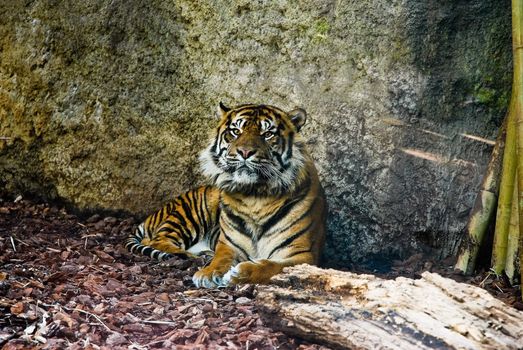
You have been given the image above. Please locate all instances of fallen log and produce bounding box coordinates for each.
[255,265,523,350]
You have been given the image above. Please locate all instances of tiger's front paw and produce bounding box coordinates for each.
[192,267,230,288]
[222,260,283,285]
[221,261,262,285]
[221,264,243,285]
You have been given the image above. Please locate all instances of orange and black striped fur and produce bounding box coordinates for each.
[125,103,326,288]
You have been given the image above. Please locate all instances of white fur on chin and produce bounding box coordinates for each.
[199,141,306,194]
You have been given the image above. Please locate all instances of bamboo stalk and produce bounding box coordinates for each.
[520,240,523,302]
[492,95,517,274]
[455,120,506,275]
[504,178,519,283]
[512,0,523,301]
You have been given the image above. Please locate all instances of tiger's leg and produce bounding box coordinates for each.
[192,240,236,288]
[126,186,221,261]
[222,252,315,285]
[142,223,200,259]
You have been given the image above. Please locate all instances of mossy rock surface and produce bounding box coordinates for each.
[0,0,511,265]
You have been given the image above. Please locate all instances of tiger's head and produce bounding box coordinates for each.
[200,103,309,195]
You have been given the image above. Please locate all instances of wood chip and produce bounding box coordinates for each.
[2,197,519,350]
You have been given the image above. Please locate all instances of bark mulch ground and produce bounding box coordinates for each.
[0,197,329,350]
[1,196,521,349]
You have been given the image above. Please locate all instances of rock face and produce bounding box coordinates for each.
[0,0,511,265]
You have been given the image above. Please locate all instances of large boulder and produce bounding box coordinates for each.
[0,0,511,265]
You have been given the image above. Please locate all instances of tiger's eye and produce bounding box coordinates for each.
[263,131,275,140]
[230,128,241,137]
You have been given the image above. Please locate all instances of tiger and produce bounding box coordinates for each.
[125,103,327,288]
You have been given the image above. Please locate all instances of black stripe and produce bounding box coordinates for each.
[162,206,168,222]
[125,227,144,250]
[196,189,208,234]
[280,133,286,156]
[267,221,313,259]
[142,222,151,238]
[180,230,191,249]
[224,115,232,128]
[212,154,221,165]
[126,225,190,261]
[218,147,227,156]
[286,132,294,160]
[222,234,249,259]
[285,248,312,259]
[125,240,136,250]
[156,226,175,234]
[185,190,199,238]
[144,214,155,232]
[172,198,183,207]
[139,246,153,255]
[222,204,249,237]
[268,196,316,238]
[165,233,183,246]
[215,117,232,153]
[135,244,191,261]
[196,189,209,236]
[154,226,184,247]
[210,226,220,250]
[260,178,311,234]
[163,219,188,234]
[201,187,210,232]
[162,218,192,248]
[170,209,190,236]
[181,193,201,244]
[272,151,286,169]
[211,128,221,154]
[135,227,145,240]
[169,206,187,228]
[152,210,162,227]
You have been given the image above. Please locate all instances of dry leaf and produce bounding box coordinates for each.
[10,302,25,315]
[54,311,74,328]
[105,332,127,346]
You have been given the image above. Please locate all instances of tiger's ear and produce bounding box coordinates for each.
[288,108,307,132]
[217,102,231,118]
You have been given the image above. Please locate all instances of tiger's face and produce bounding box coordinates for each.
[200,103,308,195]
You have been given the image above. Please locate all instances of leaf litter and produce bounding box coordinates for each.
[0,196,328,350]
[2,195,521,349]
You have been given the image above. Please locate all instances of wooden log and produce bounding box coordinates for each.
[255,265,523,350]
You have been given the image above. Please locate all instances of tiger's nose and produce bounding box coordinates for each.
[238,148,256,159]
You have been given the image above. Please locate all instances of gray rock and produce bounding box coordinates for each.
[0,0,511,266]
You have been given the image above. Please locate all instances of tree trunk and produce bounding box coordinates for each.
[255,265,523,350]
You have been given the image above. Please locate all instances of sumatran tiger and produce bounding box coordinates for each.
[125,103,326,288]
